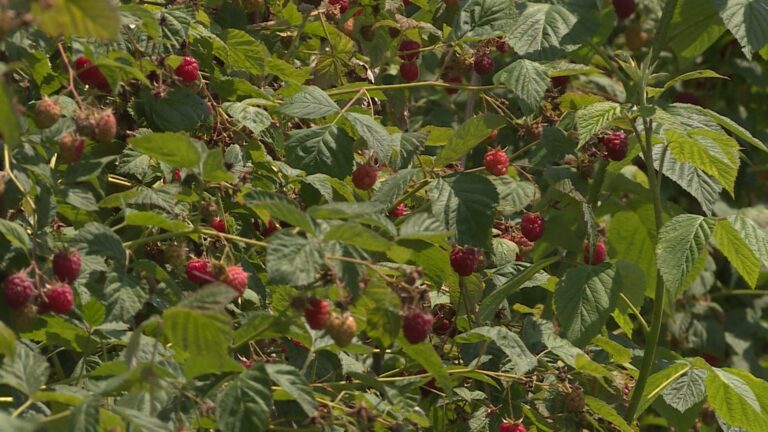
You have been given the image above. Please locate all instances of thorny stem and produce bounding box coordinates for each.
[56,42,84,108]
[3,143,36,214]
[326,81,505,97]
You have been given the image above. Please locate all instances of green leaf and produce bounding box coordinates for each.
[585,396,633,432]
[0,219,32,251]
[267,232,325,286]
[285,125,354,179]
[128,132,202,168]
[69,397,100,432]
[324,222,391,252]
[372,169,421,207]
[124,211,191,232]
[662,368,707,413]
[478,256,559,323]
[136,88,211,132]
[653,145,722,216]
[265,363,318,416]
[112,407,172,432]
[435,114,506,165]
[660,70,728,94]
[223,102,272,137]
[217,363,273,432]
[278,86,339,119]
[454,327,536,374]
[400,338,454,392]
[74,222,127,272]
[686,105,768,152]
[576,102,622,145]
[713,0,768,60]
[667,0,725,61]
[665,129,739,194]
[607,207,657,298]
[523,318,611,378]
[452,0,517,40]
[0,84,20,149]
[202,149,236,183]
[635,362,692,417]
[706,368,768,430]
[493,59,549,114]
[508,3,578,56]
[554,263,620,347]
[491,177,536,214]
[727,215,768,267]
[713,219,762,287]
[656,215,715,296]
[344,112,393,162]
[428,173,499,248]
[32,0,119,40]
[81,299,106,328]
[0,344,49,395]
[246,191,315,234]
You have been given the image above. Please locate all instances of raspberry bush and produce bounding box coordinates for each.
[0,0,768,431]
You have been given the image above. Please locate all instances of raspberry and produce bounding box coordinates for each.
[185,258,215,284]
[39,283,75,314]
[450,246,478,277]
[443,74,462,94]
[175,57,199,83]
[3,273,36,309]
[255,218,280,237]
[240,358,255,369]
[601,131,628,161]
[326,313,357,347]
[674,91,702,106]
[486,129,498,141]
[483,148,509,176]
[398,39,420,61]
[701,352,721,367]
[473,54,494,75]
[499,422,526,432]
[431,303,456,336]
[399,61,419,82]
[329,0,348,13]
[389,203,407,218]
[506,231,534,253]
[583,240,607,265]
[304,297,331,330]
[93,109,117,144]
[551,75,569,91]
[211,217,227,233]
[59,133,85,164]
[172,168,182,182]
[612,0,635,20]
[351,164,378,190]
[403,0,411,6]
[495,38,509,53]
[224,265,248,295]
[74,56,110,92]
[163,242,187,268]
[564,386,585,413]
[402,310,433,344]
[53,249,82,283]
[74,109,98,137]
[34,97,61,129]
[520,213,544,242]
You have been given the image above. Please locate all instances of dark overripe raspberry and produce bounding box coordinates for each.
[304,297,331,330]
[326,313,356,347]
[674,91,702,106]
[613,0,635,20]
[3,273,36,309]
[398,39,420,61]
[224,265,248,295]
[583,240,607,265]
[495,38,509,53]
[186,258,215,284]
[450,246,478,276]
[601,131,628,161]
[483,149,509,176]
[34,97,61,129]
[473,54,494,75]
[402,309,433,344]
[520,213,544,242]
[39,283,74,314]
[53,249,81,283]
[329,0,348,13]
[551,75,569,91]
[351,164,378,190]
[175,57,200,83]
[399,61,419,82]
[74,56,111,92]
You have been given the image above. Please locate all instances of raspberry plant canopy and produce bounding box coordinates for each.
[1,0,768,431]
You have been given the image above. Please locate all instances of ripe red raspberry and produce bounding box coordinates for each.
[495,38,509,53]
[240,358,255,369]
[93,110,117,144]
[224,265,248,295]
[499,422,526,432]
[53,250,81,283]
[74,56,111,92]
[399,61,419,82]
[326,313,357,347]
[450,246,478,276]
[551,75,569,91]
[3,273,36,310]
[612,0,635,20]
[185,258,215,284]
[39,283,74,314]
[520,213,544,242]
[211,217,227,233]
[389,203,407,218]
[329,0,348,13]
[473,54,494,75]
[402,310,433,344]
[304,297,331,330]
[172,168,182,182]
[255,218,280,237]
[583,240,607,265]
[34,97,61,129]
[175,57,199,83]
[443,74,462,94]
[59,133,85,164]
[398,39,420,61]
[601,131,628,161]
[351,164,378,190]
[431,304,455,336]
[483,149,509,176]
